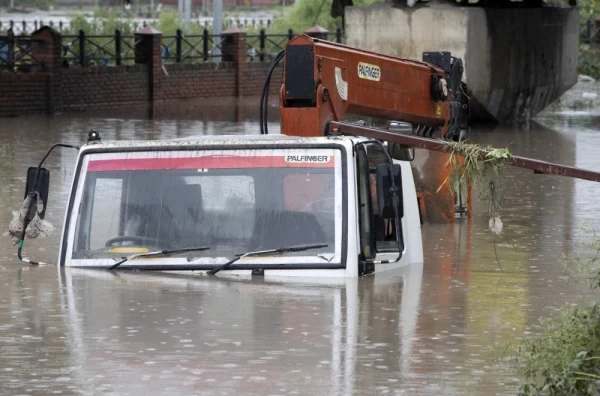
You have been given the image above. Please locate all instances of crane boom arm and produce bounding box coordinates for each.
[279,34,468,140]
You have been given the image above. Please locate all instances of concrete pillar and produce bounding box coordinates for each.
[304,25,329,40]
[135,26,163,104]
[345,5,579,124]
[221,27,247,96]
[31,26,62,114]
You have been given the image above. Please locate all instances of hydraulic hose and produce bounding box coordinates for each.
[260,50,285,135]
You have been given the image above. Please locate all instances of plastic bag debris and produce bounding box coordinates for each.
[8,193,54,245]
[488,216,503,235]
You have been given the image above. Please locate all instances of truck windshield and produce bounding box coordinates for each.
[69,148,343,265]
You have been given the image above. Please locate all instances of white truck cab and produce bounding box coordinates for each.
[17,133,423,278]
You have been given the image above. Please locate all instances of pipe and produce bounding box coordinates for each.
[330,121,600,183]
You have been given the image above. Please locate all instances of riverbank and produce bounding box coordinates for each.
[539,74,600,116]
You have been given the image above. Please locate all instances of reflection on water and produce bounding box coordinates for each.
[1,101,600,395]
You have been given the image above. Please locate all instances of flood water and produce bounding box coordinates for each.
[1,99,599,395]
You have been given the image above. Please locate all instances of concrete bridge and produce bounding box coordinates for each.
[343,0,580,125]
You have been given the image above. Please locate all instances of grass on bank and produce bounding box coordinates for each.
[516,231,600,395]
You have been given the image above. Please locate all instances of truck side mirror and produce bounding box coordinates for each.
[375,163,403,219]
[24,167,50,220]
[387,121,415,162]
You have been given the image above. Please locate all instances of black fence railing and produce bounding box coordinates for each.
[246,29,294,62]
[161,29,227,63]
[0,35,45,72]
[161,28,343,64]
[581,19,600,44]
[247,29,341,62]
[1,27,344,70]
[61,30,138,67]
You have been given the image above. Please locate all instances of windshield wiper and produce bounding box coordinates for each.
[107,246,210,270]
[207,244,328,275]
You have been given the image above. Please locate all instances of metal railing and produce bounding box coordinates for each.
[1,27,344,70]
[61,30,138,67]
[246,29,342,62]
[161,28,343,64]
[0,35,45,72]
[581,19,600,44]
[161,29,228,63]
[246,29,293,62]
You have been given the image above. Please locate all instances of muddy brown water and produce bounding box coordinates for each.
[1,100,599,395]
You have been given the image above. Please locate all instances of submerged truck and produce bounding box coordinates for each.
[10,35,473,277]
[11,35,599,277]
[53,134,422,277]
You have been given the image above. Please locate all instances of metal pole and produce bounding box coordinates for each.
[213,0,222,62]
[79,29,85,67]
[330,121,600,184]
[176,29,183,62]
[184,0,191,33]
[259,29,265,62]
[10,0,14,9]
[202,28,208,61]
[115,29,122,65]
[178,0,183,19]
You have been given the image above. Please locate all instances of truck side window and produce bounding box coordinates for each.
[356,145,375,260]
[357,144,399,259]
[369,171,398,252]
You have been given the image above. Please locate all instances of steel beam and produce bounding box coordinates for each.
[330,121,600,183]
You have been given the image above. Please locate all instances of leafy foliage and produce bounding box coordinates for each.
[578,0,600,79]
[155,10,206,35]
[258,0,384,34]
[562,228,600,290]
[518,304,600,396]
[516,230,600,395]
[578,0,600,23]
[579,45,600,80]
[64,9,142,36]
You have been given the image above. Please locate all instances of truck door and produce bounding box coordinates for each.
[356,143,400,275]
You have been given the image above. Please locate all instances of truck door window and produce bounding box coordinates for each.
[357,144,400,258]
[357,145,375,260]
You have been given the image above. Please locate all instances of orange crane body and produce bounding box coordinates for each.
[278,34,467,223]
[279,34,455,139]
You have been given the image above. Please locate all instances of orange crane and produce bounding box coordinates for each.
[259,34,470,222]
[258,34,600,223]
[277,34,469,142]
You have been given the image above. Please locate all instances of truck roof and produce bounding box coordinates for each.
[80,134,361,152]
